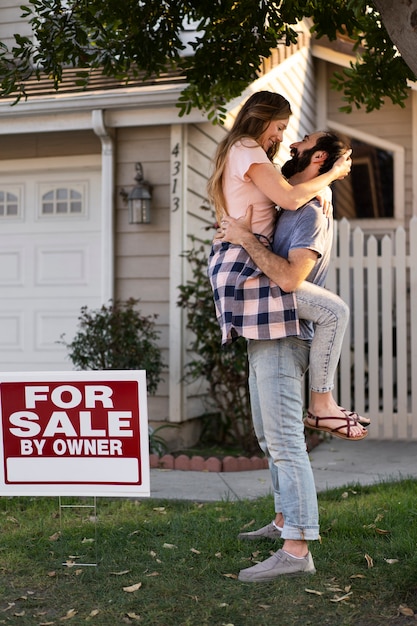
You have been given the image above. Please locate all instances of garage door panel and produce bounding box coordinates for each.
[0,249,25,285]
[36,246,89,286]
[0,311,24,351]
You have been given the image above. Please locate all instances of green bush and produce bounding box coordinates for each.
[60,298,164,395]
[177,238,258,453]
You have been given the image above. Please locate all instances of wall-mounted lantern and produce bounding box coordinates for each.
[121,162,153,224]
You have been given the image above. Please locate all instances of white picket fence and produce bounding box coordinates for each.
[325,216,417,440]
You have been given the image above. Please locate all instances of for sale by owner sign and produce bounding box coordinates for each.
[0,371,150,497]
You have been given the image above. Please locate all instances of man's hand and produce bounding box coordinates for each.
[218,206,254,245]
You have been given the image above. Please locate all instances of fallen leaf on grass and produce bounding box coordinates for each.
[399,604,415,617]
[350,574,366,579]
[375,528,390,535]
[2,603,15,612]
[305,588,323,595]
[223,573,238,579]
[218,517,232,522]
[341,489,357,499]
[89,609,100,617]
[59,608,78,620]
[215,552,222,558]
[39,622,55,625]
[47,571,56,577]
[13,611,25,617]
[162,543,177,549]
[123,582,142,593]
[190,548,201,554]
[330,592,353,603]
[145,571,159,577]
[384,559,399,564]
[110,570,130,576]
[240,519,255,530]
[218,603,228,608]
[81,537,94,544]
[258,605,271,610]
[364,554,374,568]
[153,507,166,512]
[126,612,141,621]
[49,531,61,541]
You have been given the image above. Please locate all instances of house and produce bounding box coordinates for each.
[0,4,415,447]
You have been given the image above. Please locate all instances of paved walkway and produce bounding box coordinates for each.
[149,439,417,502]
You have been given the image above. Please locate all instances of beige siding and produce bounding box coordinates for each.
[0,1,32,50]
[115,125,171,423]
[0,131,100,159]
[181,121,225,420]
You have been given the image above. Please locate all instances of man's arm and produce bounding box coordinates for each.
[219,209,318,292]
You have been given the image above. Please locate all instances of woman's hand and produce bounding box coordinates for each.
[316,186,333,218]
[332,149,352,180]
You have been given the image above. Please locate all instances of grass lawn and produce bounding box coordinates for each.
[1,479,417,625]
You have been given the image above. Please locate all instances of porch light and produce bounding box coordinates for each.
[124,162,153,224]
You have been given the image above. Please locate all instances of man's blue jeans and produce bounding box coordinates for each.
[248,336,319,541]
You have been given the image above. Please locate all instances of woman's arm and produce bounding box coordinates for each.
[248,151,350,211]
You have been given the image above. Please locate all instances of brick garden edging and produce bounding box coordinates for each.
[149,453,269,472]
[149,432,321,472]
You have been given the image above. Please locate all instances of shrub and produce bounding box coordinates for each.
[177,238,258,453]
[60,298,164,395]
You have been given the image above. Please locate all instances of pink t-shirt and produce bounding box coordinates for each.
[223,138,277,240]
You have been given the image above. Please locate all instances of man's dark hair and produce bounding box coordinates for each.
[314,132,351,174]
[281,131,351,179]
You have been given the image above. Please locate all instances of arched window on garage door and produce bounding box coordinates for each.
[41,186,84,216]
[0,189,20,217]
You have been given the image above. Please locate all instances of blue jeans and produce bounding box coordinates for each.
[296,281,350,393]
[248,336,319,541]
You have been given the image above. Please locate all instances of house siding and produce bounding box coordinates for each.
[0,131,100,159]
[0,2,32,50]
[114,125,171,424]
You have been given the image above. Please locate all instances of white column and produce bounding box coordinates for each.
[169,124,187,423]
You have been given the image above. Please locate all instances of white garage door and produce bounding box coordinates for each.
[0,156,103,372]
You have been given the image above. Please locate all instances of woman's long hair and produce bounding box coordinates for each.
[207,91,292,223]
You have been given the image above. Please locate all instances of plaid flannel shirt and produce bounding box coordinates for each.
[208,241,300,346]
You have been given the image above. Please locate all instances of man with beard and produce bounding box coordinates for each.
[218,130,355,581]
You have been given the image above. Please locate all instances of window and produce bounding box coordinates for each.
[332,138,395,220]
[0,190,19,217]
[41,187,83,216]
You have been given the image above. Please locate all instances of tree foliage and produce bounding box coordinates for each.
[177,238,257,453]
[0,0,416,122]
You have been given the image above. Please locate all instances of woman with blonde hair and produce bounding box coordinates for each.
[207,90,368,440]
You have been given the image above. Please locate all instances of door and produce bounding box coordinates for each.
[0,156,103,372]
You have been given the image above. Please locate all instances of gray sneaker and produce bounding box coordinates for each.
[238,549,316,582]
[238,521,282,541]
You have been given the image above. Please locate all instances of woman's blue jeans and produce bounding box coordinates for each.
[248,336,319,541]
[296,281,350,393]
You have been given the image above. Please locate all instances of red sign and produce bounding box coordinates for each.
[0,371,150,497]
